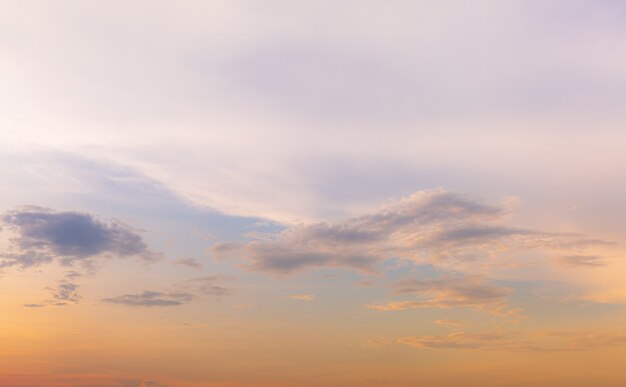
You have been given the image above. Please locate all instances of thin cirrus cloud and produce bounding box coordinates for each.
[172,257,203,270]
[211,190,611,275]
[102,291,194,307]
[399,332,524,351]
[398,331,626,352]
[102,275,233,307]
[0,206,158,269]
[366,276,520,318]
[23,303,45,308]
[556,255,609,268]
[363,337,392,348]
[182,275,233,300]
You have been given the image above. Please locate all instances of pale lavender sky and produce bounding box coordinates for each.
[1,2,626,386]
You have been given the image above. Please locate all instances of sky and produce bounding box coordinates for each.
[1,1,626,386]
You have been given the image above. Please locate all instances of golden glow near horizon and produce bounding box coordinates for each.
[1,1,626,386]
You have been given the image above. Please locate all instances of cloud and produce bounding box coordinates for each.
[565,333,626,350]
[47,281,81,305]
[26,274,85,307]
[398,331,626,352]
[210,190,498,273]
[363,337,391,348]
[183,275,232,300]
[0,207,158,269]
[103,275,232,307]
[23,303,45,308]
[173,257,202,270]
[556,255,608,268]
[64,270,83,280]
[102,291,193,307]
[0,250,54,269]
[289,294,315,301]
[211,190,610,275]
[367,276,521,318]
[399,332,518,350]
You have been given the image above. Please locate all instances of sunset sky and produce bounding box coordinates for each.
[2,1,626,386]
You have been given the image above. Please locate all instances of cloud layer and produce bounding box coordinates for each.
[211,190,610,275]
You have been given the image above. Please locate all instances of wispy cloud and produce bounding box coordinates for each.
[363,337,391,348]
[182,275,233,300]
[102,291,193,307]
[47,281,81,305]
[24,268,88,307]
[399,332,524,350]
[556,255,608,268]
[64,270,83,280]
[173,257,202,270]
[23,303,45,308]
[399,331,626,352]
[367,276,521,318]
[102,275,233,307]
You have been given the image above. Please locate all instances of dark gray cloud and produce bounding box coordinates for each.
[211,190,610,275]
[0,206,158,268]
[102,291,193,307]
